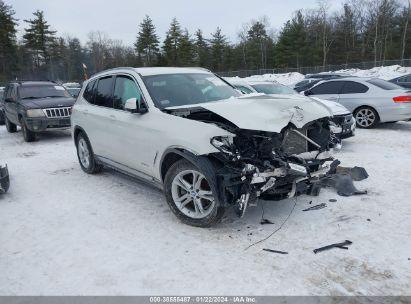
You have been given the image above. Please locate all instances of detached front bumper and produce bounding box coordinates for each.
[0,164,10,194]
[330,114,355,139]
[25,117,71,132]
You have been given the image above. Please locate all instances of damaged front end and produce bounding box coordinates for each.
[208,118,341,216]
[165,98,365,217]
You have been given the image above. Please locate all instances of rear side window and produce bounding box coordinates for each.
[94,76,114,108]
[83,80,96,103]
[340,81,369,94]
[310,81,344,95]
[367,78,402,90]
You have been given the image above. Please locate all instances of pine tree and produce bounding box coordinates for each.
[162,18,182,66]
[135,15,159,66]
[246,20,273,69]
[23,10,56,68]
[66,37,85,81]
[194,29,210,68]
[210,27,228,71]
[0,1,18,81]
[178,29,195,66]
[275,11,310,68]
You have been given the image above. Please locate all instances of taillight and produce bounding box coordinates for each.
[393,96,411,103]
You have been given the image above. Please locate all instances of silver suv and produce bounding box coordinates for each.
[71,67,339,227]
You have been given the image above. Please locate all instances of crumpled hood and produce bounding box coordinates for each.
[309,97,350,116]
[166,95,332,133]
[23,97,75,109]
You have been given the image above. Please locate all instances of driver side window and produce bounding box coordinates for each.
[113,75,143,110]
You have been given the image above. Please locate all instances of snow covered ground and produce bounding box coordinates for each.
[229,65,411,87]
[1,123,411,296]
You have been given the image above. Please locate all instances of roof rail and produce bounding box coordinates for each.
[90,67,136,78]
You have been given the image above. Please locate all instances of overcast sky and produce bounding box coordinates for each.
[10,0,343,45]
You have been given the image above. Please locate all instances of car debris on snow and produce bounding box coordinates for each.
[260,218,275,225]
[308,160,369,197]
[313,240,353,254]
[263,248,289,255]
[302,203,327,211]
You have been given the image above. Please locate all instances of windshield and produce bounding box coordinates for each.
[142,73,240,109]
[251,83,297,95]
[234,85,254,94]
[367,78,403,90]
[19,85,71,99]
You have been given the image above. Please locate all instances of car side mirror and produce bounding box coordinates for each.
[125,97,148,114]
[304,90,312,96]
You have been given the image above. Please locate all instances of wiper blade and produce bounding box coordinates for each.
[22,96,40,99]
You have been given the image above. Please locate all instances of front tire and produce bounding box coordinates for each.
[5,115,17,133]
[21,119,36,142]
[164,159,225,227]
[354,106,379,128]
[75,132,102,174]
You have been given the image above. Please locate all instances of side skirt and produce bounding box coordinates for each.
[95,155,163,191]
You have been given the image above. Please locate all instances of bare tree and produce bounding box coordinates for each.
[317,0,334,69]
[401,0,410,63]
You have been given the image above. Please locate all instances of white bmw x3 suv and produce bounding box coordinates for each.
[71,67,340,227]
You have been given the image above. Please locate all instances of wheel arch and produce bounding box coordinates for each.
[73,125,88,143]
[159,148,222,184]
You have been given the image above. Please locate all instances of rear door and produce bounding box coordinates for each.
[338,81,370,112]
[310,81,345,103]
[83,76,116,159]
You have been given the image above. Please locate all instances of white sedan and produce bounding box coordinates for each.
[304,77,411,128]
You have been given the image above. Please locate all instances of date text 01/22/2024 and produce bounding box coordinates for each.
[149,297,256,303]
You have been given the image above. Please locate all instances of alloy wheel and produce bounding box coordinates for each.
[355,108,376,128]
[78,137,91,168]
[171,170,215,219]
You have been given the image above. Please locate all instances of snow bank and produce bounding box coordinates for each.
[332,65,411,80]
[228,65,411,87]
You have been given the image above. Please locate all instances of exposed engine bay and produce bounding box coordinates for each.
[166,107,365,217]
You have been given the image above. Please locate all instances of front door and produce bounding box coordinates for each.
[108,74,159,176]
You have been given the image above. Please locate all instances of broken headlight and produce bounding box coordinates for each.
[210,135,235,155]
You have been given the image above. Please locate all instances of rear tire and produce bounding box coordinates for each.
[0,111,5,125]
[5,115,17,133]
[164,159,225,227]
[354,106,379,128]
[75,132,102,174]
[21,119,36,142]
